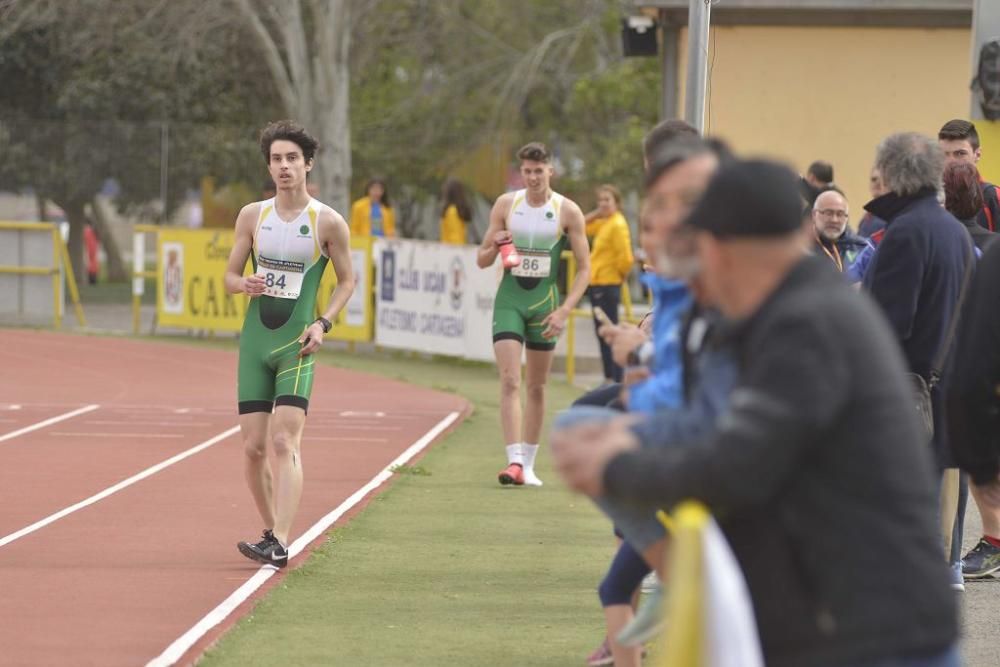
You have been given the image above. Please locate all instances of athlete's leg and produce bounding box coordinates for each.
[240,411,275,530]
[270,404,307,547]
[523,346,554,444]
[495,339,524,449]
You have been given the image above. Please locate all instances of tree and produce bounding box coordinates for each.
[233,0,357,214]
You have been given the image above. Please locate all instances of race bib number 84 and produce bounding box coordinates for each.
[258,255,305,299]
[511,251,551,278]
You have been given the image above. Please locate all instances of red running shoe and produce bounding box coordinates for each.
[498,462,524,486]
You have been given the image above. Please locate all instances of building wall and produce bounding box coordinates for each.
[675,25,975,213]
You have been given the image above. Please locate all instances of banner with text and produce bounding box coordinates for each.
[374,239,499,361]
[157,228,247,331]
[157,228,373,339]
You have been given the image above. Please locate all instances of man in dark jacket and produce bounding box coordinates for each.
[862,133,972,467]
[552,159,958,667]
[948,239,1000,577]
[811,188,874,282]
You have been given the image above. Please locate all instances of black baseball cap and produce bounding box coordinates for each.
[682,159,805,238]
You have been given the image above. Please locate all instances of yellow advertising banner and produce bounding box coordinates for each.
[156,228,373,340]
[316,235,374,342]
[157,228,247,331]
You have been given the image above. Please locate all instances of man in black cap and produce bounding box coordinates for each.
[552,159,958,667]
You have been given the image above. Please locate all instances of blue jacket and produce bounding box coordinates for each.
[627,274,691,413]
[862,189,973,462]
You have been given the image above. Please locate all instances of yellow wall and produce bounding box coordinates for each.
[677,25,973,215]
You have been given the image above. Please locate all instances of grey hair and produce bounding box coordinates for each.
[875,132,945,197]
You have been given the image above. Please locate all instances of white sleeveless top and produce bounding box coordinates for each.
[252,198,327,300]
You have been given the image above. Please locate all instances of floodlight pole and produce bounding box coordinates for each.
[684,0,712,133]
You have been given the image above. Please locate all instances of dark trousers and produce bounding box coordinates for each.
[589,285,622,382]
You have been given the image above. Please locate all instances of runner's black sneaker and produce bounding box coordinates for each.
[238,529,289,568]
[962,537,1000,579]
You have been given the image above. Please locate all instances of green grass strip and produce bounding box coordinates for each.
[199,348,616,666]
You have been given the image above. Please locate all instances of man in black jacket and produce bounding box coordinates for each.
[552,159,958,667]
[862,133,974,588]
[948,239,1000,578]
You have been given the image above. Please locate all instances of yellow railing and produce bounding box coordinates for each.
[561,250,637,386]
[0,221,85,329]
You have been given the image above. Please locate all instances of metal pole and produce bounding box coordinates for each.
[971,0,1000,119]
[160,122,169,218]
[684,0,712,133]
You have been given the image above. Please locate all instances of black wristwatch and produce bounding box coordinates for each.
[314,317,332,334]
[626,341,655,368]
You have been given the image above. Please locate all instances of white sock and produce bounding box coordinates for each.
[506,443,524,465]
[521,443,539,469]
[521,444,543,486]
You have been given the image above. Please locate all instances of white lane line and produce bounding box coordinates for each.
[146,410,462,667]
[0,426,240,550]
[52,432,184,439]
[0,405,100,444]
[84,421,213,427]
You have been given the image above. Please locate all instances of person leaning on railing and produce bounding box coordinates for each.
[584,184,635,384]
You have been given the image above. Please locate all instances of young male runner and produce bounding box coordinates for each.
[224,120,355,567]
[477,142,590,486]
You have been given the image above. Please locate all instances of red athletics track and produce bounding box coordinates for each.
[0,330,469,666]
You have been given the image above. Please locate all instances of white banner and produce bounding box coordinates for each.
[374,239,499,361]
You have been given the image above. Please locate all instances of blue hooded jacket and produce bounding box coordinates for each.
[627,273,692,413]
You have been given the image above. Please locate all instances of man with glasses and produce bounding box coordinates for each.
[812,188,874,283]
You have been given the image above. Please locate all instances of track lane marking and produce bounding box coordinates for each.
[0,426,240,549]
[0,405,100,444]
[146,411,462,667]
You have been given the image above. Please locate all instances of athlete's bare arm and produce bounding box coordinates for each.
[541,200,591,338]
[477,193,514,269]
[299,208,355,356]
[224,202,265,296]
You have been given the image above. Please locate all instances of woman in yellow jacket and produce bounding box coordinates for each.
[585,184,635,384]
[439,178,472,245]
[350,178,396,238]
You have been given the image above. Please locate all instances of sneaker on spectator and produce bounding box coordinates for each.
[640,571,659,595]
[586,638,614,667]
[962,538,1000,579]
[617,584,665,646]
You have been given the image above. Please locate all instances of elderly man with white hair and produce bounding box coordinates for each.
[862,132,976,590]
[811,188,873,282]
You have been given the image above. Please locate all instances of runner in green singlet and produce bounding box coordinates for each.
[477,142,591,487]
[224,120,355,567]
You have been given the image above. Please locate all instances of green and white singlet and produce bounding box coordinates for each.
[492,189,567,351]
[237,198,329,414]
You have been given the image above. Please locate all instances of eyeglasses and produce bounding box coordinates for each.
[816,209,849,220]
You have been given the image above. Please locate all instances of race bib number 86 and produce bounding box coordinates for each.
[511,252,551,278]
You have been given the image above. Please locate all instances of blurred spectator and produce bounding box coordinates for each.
[641,119,698,170]
[943,161,998,252]
[439,178,472,245]
[554,158,959,667]
[801,159,834,207]
[350,178,395,238]
[862,133,975,589]
[83,223,100,284]
[810,188,874,282]
[585,184,635,384]
[857,167,889,238]
[948,240,1000,580]
[939,119,1000,231]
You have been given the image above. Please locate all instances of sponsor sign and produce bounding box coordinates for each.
[373,239,498,361]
